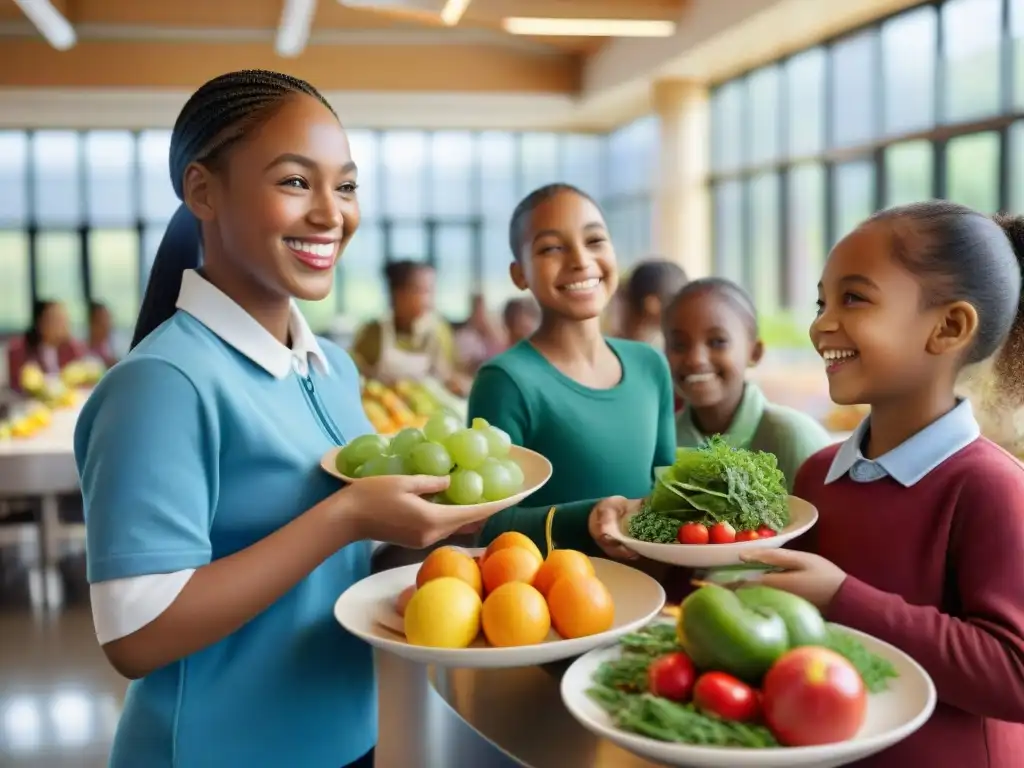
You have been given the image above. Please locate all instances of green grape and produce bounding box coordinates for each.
[481,425,512,458]
[360,454,408,477]
[478,458,517,501]
[352,462,369,478]
[471,417,490,430]
[500,458,525,489]
[447,468,484,505]
[390,427,426,457]
[409,441,454,476]
[446,428,490,470]
[423,412,461,444]
[339,433,388,469]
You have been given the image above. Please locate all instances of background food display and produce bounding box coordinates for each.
[0,360,105,441]
[360,377,467,434]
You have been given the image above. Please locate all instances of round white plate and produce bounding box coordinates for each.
[320,443,553,521]
[609,496,818,568]
[561,623,936,768]
[335,557,666,669]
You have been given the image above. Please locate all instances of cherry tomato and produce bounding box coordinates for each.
[677,522,710,545]
[756,526,777,538]
[693,672,760,722]
[708,522,736,544]
[762,647,866,746]
[735,530,761,542]
[647,652,696,702]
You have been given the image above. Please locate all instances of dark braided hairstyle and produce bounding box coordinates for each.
[131,70,337,350]
[664,277,759,339]
[507,183,603,261]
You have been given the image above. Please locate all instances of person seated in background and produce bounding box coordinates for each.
[351,260,470,396]
[453,294,505,375]
[6,300,85,392]
[502,296,540,345]
[618,258,688,350]
[86,301,118,369]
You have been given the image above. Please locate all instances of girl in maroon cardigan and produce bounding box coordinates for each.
[747,203,1024,768]
[7,300,85,391]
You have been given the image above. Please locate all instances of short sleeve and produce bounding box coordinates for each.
[76,357,216,584]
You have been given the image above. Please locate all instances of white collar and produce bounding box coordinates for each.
[175,269,329,379]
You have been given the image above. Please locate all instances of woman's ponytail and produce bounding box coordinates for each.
[130,203,201,350]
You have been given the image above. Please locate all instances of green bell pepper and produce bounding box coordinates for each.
[678,584,789,682]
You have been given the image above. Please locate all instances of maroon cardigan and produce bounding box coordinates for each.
[6,336,85,392]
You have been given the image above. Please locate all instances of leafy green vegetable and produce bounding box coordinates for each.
[825,626,899,693]
[642,436,789,538]
[627,501,680,543]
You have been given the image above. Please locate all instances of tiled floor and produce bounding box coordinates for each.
[0,542,125,767]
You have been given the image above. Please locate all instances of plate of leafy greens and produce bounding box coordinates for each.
[609,436,818,567]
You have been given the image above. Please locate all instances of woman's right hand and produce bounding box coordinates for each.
[333,474,484,549]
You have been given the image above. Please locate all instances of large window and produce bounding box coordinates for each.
[710,0,1022,347]
[0,125,659,337]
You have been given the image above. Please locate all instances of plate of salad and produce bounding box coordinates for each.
[560,583,936,767]
[609,436,818,566]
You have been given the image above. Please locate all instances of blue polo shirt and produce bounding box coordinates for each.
[76,272,376,767]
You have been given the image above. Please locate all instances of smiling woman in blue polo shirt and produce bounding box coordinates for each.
[74,70,479,768]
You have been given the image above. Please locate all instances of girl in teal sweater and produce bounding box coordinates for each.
[467,184,676,557]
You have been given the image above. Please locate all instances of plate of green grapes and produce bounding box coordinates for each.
[321,413,553,511]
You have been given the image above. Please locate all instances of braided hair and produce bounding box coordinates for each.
[131,70,337,349]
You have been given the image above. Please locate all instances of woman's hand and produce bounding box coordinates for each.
[740,549,847,611]
[588,496,642,560]
[334,474,487,549]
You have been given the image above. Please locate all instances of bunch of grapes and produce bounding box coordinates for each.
[335,415,526,505]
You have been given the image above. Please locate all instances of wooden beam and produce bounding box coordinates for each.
[0,38,582,92]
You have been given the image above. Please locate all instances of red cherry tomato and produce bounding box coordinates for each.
[762,647,867,746]
[647,652,697,702]
[693,672,760,722]
[735,530,761,542]
[708,522,736,544]
[677,522,710,545]
[756,526,777,538]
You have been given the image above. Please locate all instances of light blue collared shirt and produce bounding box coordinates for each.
[825,399,980,487]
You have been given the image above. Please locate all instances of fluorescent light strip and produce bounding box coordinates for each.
[13,0,76,50]
[276,0,318,57]
[502,17,676,38]
[440,0,471,26]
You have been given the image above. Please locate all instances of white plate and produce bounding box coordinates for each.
[609,496,818,567]
[320,443,553,522]
[334,557,666,668]
[561,623,936,768]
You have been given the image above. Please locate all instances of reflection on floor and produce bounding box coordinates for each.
[0,537,125,767]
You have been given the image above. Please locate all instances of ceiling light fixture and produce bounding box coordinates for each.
[13,0,76,50]
[440,0,471,26]
[276,0,318,57]
[502,17,676,38]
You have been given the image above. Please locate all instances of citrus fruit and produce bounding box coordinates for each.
[481,546,542,594]
[532,549,595,598]
[483,531,543,564]
[416,547,483,597]
[395,585,416,617]
[547,573,615,639]
[481,582,551,647]
[404,577,481,648]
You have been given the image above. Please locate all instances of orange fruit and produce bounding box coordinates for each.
[483,531,543,564]
[416,547,483,597]
[481,582,551,647]
[480,546,542,595]
[532,549,595,598]
[547,573,615,639]
[395,585,417,617]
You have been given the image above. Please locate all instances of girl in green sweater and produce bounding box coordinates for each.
[666,278,832,490]
[467,184,676,558]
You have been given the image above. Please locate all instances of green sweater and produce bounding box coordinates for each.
[676,383,834,491]
[467,338,676,556]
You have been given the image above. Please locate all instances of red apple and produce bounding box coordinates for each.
[762,646,866,746]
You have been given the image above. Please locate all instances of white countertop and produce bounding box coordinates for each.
[0,403,81,457]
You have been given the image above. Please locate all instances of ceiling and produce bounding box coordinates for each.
[0,0,685,92]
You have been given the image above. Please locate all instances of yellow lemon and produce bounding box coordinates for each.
[404,576,481,649]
